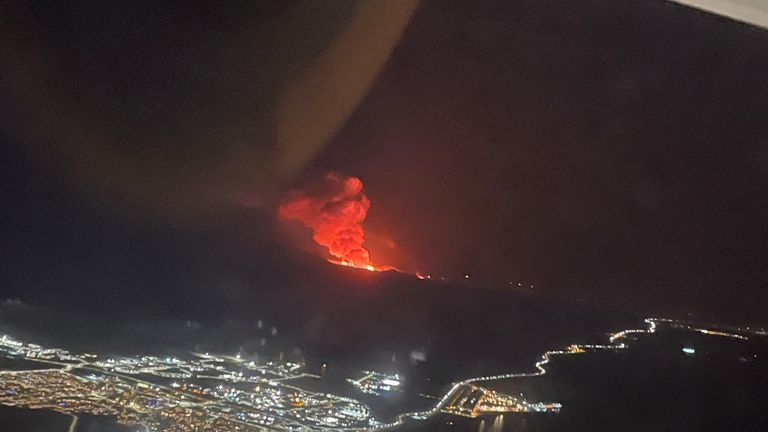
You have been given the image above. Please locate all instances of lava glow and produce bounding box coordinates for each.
[278,173,387,271]
[334,258,376,272]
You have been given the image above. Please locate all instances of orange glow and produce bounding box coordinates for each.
[328,258,379,272]
[279,173,391,272]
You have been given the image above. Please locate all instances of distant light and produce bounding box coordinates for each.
[381,378,401,387]
[464,274,470,279]
[682,346,695,355]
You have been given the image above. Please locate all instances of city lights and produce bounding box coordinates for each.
[0,317,757,431]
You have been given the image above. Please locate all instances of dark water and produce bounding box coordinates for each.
[74,414,133,432]
[1,264,765,431]
[395,327,768,432]
[0,407,132,432]
[0,406,70,432]
[1,298,766,431]
[0,271,638,395]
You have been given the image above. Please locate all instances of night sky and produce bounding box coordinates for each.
[1,1,767,322]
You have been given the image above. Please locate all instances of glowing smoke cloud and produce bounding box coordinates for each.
[278,173,377,271]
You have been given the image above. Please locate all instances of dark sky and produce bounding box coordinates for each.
[1,0,767,321]
[317,0,768,316]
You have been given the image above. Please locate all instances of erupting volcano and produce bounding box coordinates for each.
[278,173,387,271]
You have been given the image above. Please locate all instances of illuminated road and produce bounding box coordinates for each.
[66,413,78,432]
[0,318,757,432]
[366,317,757,431]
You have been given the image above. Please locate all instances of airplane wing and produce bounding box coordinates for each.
[671,0,768,29]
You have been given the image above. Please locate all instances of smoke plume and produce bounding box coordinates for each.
[278,173,376,270]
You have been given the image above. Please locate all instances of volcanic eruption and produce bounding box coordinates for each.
[278,172,384,271]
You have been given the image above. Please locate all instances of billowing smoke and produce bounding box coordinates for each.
[278,173,377,270]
